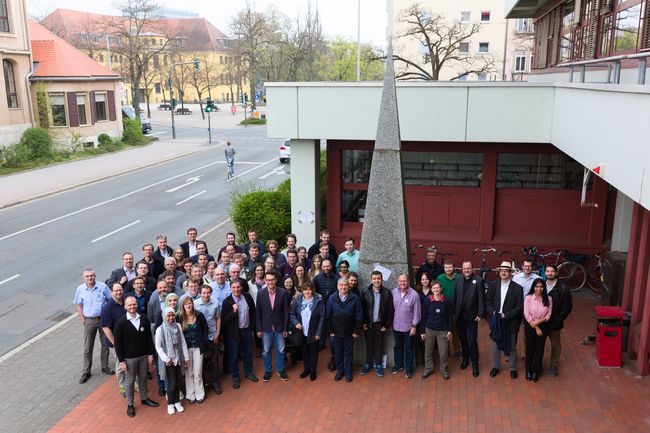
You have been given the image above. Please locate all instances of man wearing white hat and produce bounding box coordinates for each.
[485,261,524,379]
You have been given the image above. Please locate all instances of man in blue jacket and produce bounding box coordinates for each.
[326,277,363,382]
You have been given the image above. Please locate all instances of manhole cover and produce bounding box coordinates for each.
[47,311,73,322]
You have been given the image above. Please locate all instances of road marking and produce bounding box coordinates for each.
[0,160,223,242]
[166,176,202,193]
[258,167,286,179]
[0,274,20,286]
[91,220,141,243]
[198,217,231,238]
[228,157,279,182]
[149,131,166,136]
[163,153,176,157]
[0,312,77,364]
[176,190,207,205]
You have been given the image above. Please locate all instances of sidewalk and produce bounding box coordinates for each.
[45,291,650,433]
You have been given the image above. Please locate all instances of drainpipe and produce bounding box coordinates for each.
[22,1,35,125]
[502,18,509,81]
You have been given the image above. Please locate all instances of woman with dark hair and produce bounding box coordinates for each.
[292,264,310,292]
[297,246,311,270]
[415,272,433,366]
[338,260,350,279]
[524,278,553,382]
[173,247,185,267]
[248,264,266,305]
[308,255,322,280]
[289,281,324,381]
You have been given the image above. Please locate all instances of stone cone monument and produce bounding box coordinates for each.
[357,43,412,292]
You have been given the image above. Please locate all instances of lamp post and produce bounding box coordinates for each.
[168,59,200,139]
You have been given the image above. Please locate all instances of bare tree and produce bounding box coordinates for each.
[107,0,174,116]
[394,2,497,81]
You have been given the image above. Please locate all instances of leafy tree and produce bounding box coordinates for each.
[393,2,497,80]
[319,37,384,81]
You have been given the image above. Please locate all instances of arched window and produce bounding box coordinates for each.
[3,59,18,108]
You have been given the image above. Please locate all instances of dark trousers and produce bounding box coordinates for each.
[228,329,253,381]
[202,340,220,386]
[457,312,479,366]
[393,331,414,373]
[165,364,183,405]
[332,335,354,377]
[524,322,548,375]
[301,340,320,374]
[364,323,384,366]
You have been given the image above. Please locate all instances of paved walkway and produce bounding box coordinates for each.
[44,291,650,433]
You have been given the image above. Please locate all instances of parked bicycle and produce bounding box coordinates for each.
[471,246,512,291]
[583,252,611,294]
[522,246,587,291]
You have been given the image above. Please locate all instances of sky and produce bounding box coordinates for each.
[27,0,389,48]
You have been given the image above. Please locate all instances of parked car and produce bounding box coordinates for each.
[279,140,291,163]
[121,106,152,134]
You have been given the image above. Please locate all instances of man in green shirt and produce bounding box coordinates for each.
[437,260,461,355]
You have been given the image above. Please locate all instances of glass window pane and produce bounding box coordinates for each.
[77,94,87,125]
[402,152,483,187]
[50,94,66,126]
[342,190,367,222]
[342,149,372,184]
[496,153,585,189]
[614,4,641,53]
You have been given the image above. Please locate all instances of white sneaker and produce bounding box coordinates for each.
[167,404,175,415]
[174,402,184,413]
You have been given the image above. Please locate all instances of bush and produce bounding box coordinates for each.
[2,142,31,167]
[230,188,291,246]
[122,117,145,145]
[19,127,53,159]
[240,117,267,125]
[98,133,113,146]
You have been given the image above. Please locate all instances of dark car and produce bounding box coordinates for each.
[121,106,152,134]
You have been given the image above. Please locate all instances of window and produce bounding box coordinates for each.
[514,52,527,72]
[99,54,104,63]
[460,11,470,22]
[478,42,489,53]
[516,18,531,33]
[457,74,468,81]
[94,92,107,121]
[481,11,491,22]
[3,59,18,108]
[402,152,483,187]
[459,42,469,53]
[614,3,642,53]
[155,83,161,94]
[49,94,67,126]
[153,54,159,68]
[77,94,88,125]
[601,15,613,56]
[342,150,372,184]
[342,190,368,222]
[0,0,9,32]
[496,153,585,189]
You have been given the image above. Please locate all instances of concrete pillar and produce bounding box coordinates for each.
[290,139,320,247]
[611,190,634,252]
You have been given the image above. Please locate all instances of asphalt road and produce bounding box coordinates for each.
[0,125,288,355]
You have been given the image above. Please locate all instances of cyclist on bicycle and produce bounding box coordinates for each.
[224,141,236,175]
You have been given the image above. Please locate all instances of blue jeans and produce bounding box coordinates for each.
[393,330,414,373]
[262,331,286,373]
[332,335,354,378]
[228,329,253,381]
[457,313,479,366]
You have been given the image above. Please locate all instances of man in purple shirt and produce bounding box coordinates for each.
[391,273,421,379]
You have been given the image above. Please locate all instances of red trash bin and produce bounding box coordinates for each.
[594,306,624,368]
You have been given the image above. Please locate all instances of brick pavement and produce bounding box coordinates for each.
[44,290,650,433]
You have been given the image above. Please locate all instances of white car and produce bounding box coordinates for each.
[279,140,291,163]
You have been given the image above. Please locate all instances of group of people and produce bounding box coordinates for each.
[73,228,572,418]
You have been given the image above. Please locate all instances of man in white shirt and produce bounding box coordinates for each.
[513,258,541,296]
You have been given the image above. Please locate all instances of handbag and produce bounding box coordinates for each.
[285,325,304,347]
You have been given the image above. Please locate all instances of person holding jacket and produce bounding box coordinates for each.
[289,281,325,381]
[545,264,572,377]
[359,271,394,377]
[326,277,363,382]
[420,281,454,380]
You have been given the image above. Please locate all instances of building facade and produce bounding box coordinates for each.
[0,0,33,147]
[29,20,123,147]
[40,9,247,107]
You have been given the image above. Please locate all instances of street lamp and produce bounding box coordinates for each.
[168,59,200,139]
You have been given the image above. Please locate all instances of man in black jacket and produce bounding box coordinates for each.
[105,251,136,287]
[359,271,393,377]
[415,247,443,283]
[326,277,363,382]
[485,261,523,379]
[256,272,290,382]
[454,260,484,377]
[114,296,159,417]
[545,264,572,377]
[313,259,338,368]
[307,229,338,260]
[221,280,258,389]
